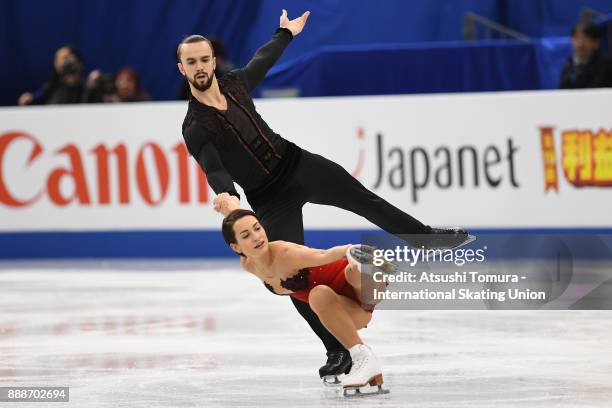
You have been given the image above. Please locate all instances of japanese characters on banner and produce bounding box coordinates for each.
[0,89,610,232]
[540,126,611,190]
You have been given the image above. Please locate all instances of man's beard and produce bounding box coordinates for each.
[188,72,213,92]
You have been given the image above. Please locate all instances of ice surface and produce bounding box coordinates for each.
[1,261,611,407]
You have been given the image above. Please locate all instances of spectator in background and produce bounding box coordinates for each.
[18,45,91,105]
[82,67,150,103]
[177,37,234,99]
[560,22,612,89]
[82,69,114,103]
[104,68,151,102]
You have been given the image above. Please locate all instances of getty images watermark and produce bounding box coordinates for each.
[368,245,543,303]
[358,233,612,310]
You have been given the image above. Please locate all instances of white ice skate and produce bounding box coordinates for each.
[341,344,389,397]
[346,244,398,275]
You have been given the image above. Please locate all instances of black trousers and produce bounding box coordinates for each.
[249,150,430,353]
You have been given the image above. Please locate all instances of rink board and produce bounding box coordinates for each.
[0,89,610,258]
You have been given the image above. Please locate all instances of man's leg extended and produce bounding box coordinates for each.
[297,151,471,248]
[298,151,431,234]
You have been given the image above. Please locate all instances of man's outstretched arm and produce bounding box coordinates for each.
[235,9,310,92]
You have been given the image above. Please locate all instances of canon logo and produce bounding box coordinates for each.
[0,131,209,208]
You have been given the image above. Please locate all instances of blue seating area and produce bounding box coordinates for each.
[253,37,574,97]
[2,0,611,105]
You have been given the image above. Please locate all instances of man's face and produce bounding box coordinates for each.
[572,30,600,62]
[54,47,73,74]
[177,41,216,92]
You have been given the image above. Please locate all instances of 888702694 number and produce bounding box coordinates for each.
[1,387,69,402]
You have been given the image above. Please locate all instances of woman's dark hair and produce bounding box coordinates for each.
[221,209,258,246]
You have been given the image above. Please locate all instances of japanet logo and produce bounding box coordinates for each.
[355,127,521,203]
[0,131,210,208]
[540,127,612,192]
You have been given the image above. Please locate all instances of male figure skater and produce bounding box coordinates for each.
[177,9,471,382]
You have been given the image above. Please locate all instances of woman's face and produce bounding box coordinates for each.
[116,72,137,97]
[230,215,269,258]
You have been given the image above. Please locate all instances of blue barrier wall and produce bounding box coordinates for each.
[253,38,573,97]
[1,229,611,259]
[2,0,611,106]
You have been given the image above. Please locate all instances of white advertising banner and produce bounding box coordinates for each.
[0,89,610,232]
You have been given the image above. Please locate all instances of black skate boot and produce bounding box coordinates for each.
[411,228,475,250]
[319,349,352,386]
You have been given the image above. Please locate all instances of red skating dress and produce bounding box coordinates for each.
[264,258,375,313]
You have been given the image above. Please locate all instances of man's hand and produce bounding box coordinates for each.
[18,92,33,106]
[213,193,241,217]
[279,9,310,37]
[86,69,102,89]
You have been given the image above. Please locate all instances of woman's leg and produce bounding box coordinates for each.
[308,285,372,350]
[256,198,346,354]
[344,263,387,307]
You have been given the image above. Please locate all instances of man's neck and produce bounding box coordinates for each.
[191,78,225,107]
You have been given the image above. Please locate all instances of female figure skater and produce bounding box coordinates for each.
[222,209,392,395]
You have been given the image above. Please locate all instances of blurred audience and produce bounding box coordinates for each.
[177,36,234,99]
[82,69,114,103]
[85,67,150,103]
[560,22,612,89]
[18,45,150,105]
[18,45,91,105]
[104,68,151,102]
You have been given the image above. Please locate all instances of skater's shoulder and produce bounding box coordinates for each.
[271,241,305,255]
[269,240,297,249]
[182,115,213,138]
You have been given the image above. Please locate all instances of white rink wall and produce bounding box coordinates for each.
[0,90,610,257]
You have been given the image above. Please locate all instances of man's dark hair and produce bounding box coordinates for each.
[176,35,214,62]
[221,209,258,246]
[58,44,82,62]
[572,22,604,40]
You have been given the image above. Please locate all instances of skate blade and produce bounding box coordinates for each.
[460,234,477,248]
[322,375,341,387]
[343,384,390,398]
[433,234,477,250]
